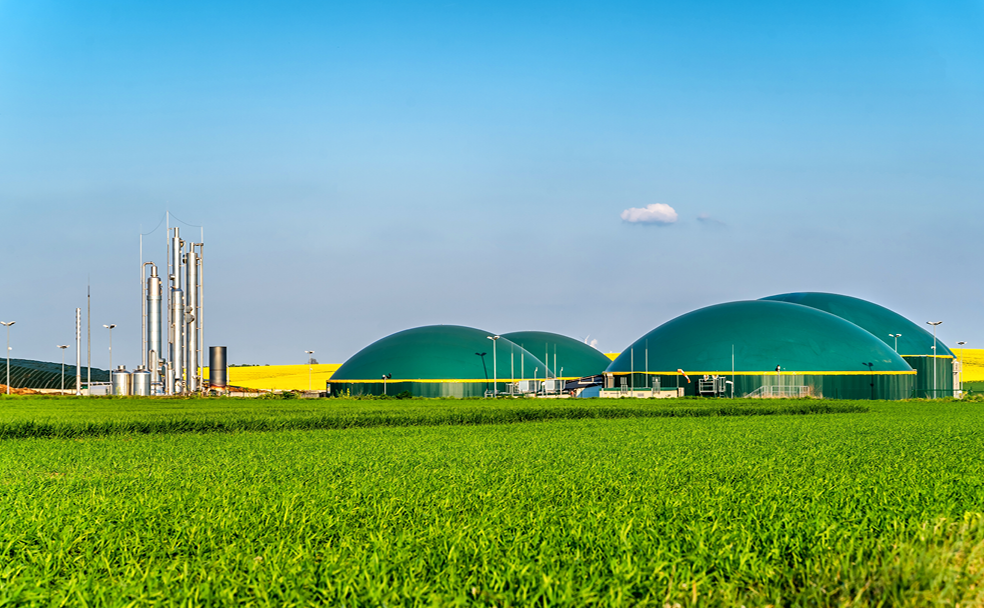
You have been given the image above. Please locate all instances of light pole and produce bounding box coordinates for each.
[57,345,69,393]
[1,321,15,395]
[957,341,967,396]
[862,362,875,399]
[889,334,902,352]
[927,321,942,398]
[475,353,489,394]
[103,324,116,385]
[487,336,500,396]
[305,350,314,391]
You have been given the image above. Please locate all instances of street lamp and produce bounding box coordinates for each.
[475,352,489,394]
[862,362,875,400]
[889,334,902,352]
[1,321,14,395]
[487,336,500,396]
[305,350,314,391]
[957,341,967,396]
[57,345,69,393]
[927,321,942,398]
[103,324,116,385]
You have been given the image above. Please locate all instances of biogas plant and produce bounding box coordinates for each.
[328,293,957,400]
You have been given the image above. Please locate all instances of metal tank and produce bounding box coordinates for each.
[132,366,151,396]
[147,265,163,382]
[209,346,227,390]
[165,364,176,395]
[112,366,132,396]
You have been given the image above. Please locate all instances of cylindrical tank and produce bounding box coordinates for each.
[170,287,184,392]
[147,265,163,381]
[132,367,151,396]
[185,250,199,392]
[165,365,176,395]
[112,366,132,396]
[209,346,227,389]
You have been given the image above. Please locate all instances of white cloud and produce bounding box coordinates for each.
[620,203,678,225]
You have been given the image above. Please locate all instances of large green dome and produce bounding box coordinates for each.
[607,300,912,374]
[759,292,954,357]
[501,331,611,379]
[331,325,548,382]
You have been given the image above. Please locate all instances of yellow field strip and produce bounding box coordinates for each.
[956,348,984,382]
[202,364,341,391]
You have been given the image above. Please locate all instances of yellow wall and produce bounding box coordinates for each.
[202,364,340,391]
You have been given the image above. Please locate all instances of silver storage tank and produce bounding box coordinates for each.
[132,367,152,396]
[209,346,227,390]
[112,366,132,396]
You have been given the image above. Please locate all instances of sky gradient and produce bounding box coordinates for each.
[1,0,982,367]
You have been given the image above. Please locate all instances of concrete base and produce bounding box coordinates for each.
[600,388,685,399]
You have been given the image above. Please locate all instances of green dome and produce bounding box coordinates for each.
[331,325,548,382]
[607,300,912,374]
[760,292,954,358]
[501,331,611,379]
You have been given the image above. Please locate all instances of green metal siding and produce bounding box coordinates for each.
[902,356,955,398]
[607,371,915,400]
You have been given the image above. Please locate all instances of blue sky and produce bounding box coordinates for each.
[1,0,982,366]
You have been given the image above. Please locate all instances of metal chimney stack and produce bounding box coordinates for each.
[184,248,199,392]
[147,264,163,384]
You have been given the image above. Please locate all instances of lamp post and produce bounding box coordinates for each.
[475,352,489,394]
[305,350,314,391]
[957,341,967,396]
[1,321,14,395]
[57,345,69,393]
[927,321,942,398]
[862,362,875,399]
[103,324,116,385]
[889,334,902,352]
[487,336,500,396]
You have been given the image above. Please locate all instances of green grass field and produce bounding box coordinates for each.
[0,396,982,606]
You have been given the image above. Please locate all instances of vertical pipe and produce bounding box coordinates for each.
[86,281,91,392]
[75,308,81,396]
[197,243,204,394]
[185,249,199,392]
[140,234,146,368]
[147,265,162,383]
[171,287,184,393]
[170,229,182,392]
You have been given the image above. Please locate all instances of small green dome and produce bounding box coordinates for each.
[502,331,612,379]
[607,300,912,374]
[332,325,548,381]
[760,292,953,358]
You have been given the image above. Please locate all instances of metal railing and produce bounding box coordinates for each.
[745,385,812,399]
